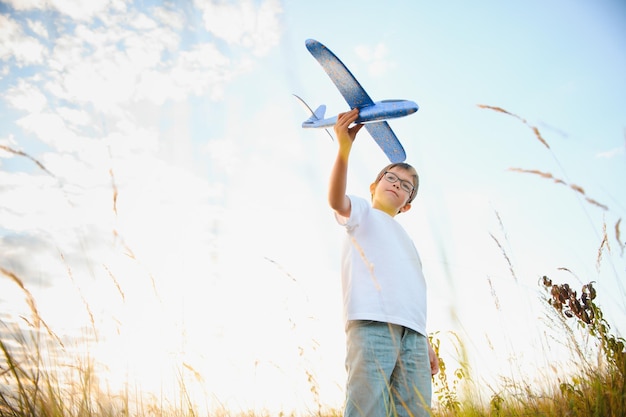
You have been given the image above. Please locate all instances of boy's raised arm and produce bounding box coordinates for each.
[328,109,363,218]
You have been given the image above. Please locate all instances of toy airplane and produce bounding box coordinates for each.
[299,38,418,163]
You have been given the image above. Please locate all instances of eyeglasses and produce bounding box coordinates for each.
[381,171,415,195]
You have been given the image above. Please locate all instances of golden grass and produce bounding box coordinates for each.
[0,144,55,177]
[616,218,624,256]
[477,104,550,149]
[507,167,609,211]
[1,106,625,416]
[0,267,64,349]
[477,102,618,225]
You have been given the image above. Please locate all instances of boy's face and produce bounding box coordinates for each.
[370,166,416,216]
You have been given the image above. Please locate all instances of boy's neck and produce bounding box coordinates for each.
[372,202,400,217]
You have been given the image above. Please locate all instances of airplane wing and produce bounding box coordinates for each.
[306,39,406,162]
[364,122,406,163]
[305,39,374,110]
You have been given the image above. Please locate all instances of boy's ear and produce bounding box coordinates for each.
[399,203,412,214]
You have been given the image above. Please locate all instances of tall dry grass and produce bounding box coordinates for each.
[1,107,625,416]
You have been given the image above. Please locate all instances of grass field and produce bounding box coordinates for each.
[1,276,624,416]
[1,110,624,416]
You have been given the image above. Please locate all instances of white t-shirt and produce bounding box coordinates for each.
[335,195,427,336]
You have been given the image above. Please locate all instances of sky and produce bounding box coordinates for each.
[1,0,625,414]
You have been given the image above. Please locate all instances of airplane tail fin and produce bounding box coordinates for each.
[293,94,333,140]
[293,94,324,124]
[303,105,326,125]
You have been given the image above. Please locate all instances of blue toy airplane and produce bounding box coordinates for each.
[298,38,418,163]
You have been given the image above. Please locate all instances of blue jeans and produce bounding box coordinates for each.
[344,321,432,417]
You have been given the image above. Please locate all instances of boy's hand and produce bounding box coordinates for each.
[334,108,364,153]
[428,341,440,376]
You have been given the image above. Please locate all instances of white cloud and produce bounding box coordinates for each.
[204,137,242,174]
[1,0,45,12]
[44,25,170,111]
[3,0,123,20]
[54,0,112,20]
[105,122,160,157]
[3,0,273,129]
[56,106,93,127]
[171,43,234,94]
[194,0,283,56]
[4,79,48,112]
[33,9,245,114]
[0,172,74,233]
[130,39,240,103]
[26,19,49,39]
[128,12,158,30]
[16,111,84,151]
[596,145,625,159]
[0,135,20,165]
[0,15,47,66]
[152,6,185,30]
[355,42,397,77]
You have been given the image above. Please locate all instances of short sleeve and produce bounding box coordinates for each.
[334,195,368,231]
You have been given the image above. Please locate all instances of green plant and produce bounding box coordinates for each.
[542,277,625,373]
[429,332,465,415]
[541,277,626,416]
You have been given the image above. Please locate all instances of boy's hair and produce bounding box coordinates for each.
[374,162,419,203]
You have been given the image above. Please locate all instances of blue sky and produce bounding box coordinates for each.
[1,0,625,413]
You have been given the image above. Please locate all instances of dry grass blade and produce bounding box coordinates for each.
[0,267,64,348]
[493,210,508,241]
[489,233,517,282]
[109,168,118,216]
[0,267,41,329]
[477,104,550,149]
[509,168,609,210]
[264,257,297,282]
[597,221,610,271]
[183,362,204,382]
[0,144,55,177]
[102,264,125,302]
[58,251,98,341]
[616,218,624,256]
[0,335,31,415]
[490,210,517,283]
[350,236,380,291]
[488,277,501,311]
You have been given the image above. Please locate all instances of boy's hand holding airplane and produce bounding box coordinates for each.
[334,109,364,156]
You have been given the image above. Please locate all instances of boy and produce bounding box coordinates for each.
[329,109,439,417]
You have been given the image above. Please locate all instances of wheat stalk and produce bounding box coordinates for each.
[508,168,609,211]
[0,145,55,177]
[597,220,610,272]
[0,267,63,348]
[477,104,550,149]
[615,218,624,256]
